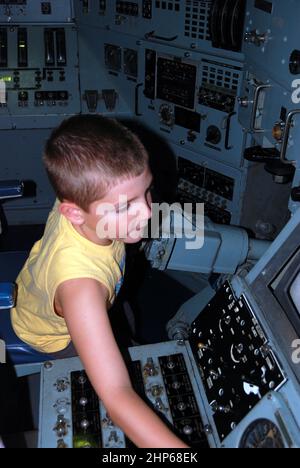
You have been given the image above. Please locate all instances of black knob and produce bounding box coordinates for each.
[291,186,300,202]
[290,50,300,75]
[206,126,221,145]
[18,91,28,101]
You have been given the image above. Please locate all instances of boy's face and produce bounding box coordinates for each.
[83,167,153,244]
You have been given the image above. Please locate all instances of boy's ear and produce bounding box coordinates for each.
[59,202,85,225]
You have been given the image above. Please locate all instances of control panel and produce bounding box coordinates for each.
[177,156,234,225]
[128,352,209,448]
[75,0,245,60]
[242,0,300,90]
[104,42,138,79]
[38,345,210,449]
[0,25,80,124]
[0,0,74,24]
[238,0,300,214]
[139,42,245,169]
[39,362,126,448]
[79,27,140,115]
[39,210,300,448]
[174,143,292,242]
[189,282,286,441]
[39,284,300,448]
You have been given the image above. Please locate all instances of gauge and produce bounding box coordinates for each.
[239,419,285,448]
[124,48,138,78]
[104,44,122,72]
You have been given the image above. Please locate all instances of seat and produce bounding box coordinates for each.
[0,181,51,377]
[0,253,53,377]
[0,306,53,377]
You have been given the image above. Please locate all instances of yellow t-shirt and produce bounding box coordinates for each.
[11,202,126,353]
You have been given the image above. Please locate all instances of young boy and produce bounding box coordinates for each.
[11,115,187,448]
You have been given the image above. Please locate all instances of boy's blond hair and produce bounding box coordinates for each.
[43,115,149,211]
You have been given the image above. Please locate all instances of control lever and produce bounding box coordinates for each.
[102,89,118,111]
[144,30,178,42]
[84,90,99,113]
[244,146,280,163]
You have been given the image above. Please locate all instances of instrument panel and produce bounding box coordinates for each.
[39,281,300,448]
[38,345,211,448]
[190,282,286,441]
[0,0,74,23]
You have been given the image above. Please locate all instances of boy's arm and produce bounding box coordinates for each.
[56,278,188,448]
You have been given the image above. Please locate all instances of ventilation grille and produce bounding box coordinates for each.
[202,63,240,92]
[155,0,181,11]
[184,0,212,41]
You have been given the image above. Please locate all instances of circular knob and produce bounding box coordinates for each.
[206,126,221,145]
[44,361,53,370]
[183,425,193,435]
[80,419,90,430]
[55,378,69,393]
[79,397,88,407]
[155,398,164,411]
[272,122,284,142]
[177,402,187,411]
[172,381,181,390]
[55,424,67,438]
[18,91,28,101]
[167,360,176,370]
[55,398,69,415]
[78,374,87,385]
[291,186,300,202]
[57,439,68,449]
[238,96,251,108]
[151,385,163,397]
[159,104,174,127]
[187,130,197,143]
[290,50,300,75]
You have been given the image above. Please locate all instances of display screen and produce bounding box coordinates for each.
[269,247,300,335]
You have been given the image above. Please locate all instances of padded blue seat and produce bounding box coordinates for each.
[0,307,52,365]
[0,251,53,372]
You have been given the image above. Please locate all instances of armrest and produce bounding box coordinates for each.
[0,181,23,200]
[0,283,16,309]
